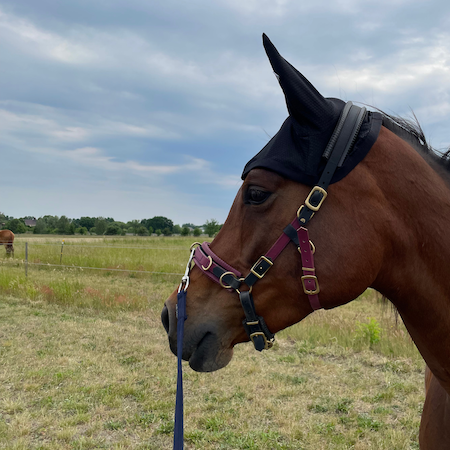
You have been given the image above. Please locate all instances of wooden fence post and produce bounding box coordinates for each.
[60,240,65,265]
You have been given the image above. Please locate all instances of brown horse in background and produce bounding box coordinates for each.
[162,35,450,448]
[0,230,14,257]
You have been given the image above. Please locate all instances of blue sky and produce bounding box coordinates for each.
[1,0,450,225]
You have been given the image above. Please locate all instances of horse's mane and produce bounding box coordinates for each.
[377,111,450,316]
[380,111,450,177]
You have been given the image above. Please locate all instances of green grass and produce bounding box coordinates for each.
[0,235,425,449]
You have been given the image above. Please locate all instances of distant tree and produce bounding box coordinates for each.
[148,226,153,235]
[140,218,151,230]
[42,215,58,231]
[137,226,148,236]
[56,216,71,234]
[105,223,121,235]
[182,223,197,229]
[5,218,27,234]
[193,228,201,237]
[77,226,88,235]
[67,223,76,235]
[34,218,48,234]
[163,227,172,236]
[94,218,108,235]
[204,219,221,237]
[155,229,162,236]
[173,225,182,235]
[142,216,173,233]
[181,227,190,236]
[128,220,140,235]
[78,217,96,230]
[90,227,97,235]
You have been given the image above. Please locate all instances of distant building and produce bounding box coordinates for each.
[24,219,37,227]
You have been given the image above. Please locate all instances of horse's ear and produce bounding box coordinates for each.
[262,34,336,131]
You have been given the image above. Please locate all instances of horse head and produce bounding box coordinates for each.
[161,35,406,372]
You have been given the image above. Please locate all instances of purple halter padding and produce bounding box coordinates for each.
[193,242,241,286]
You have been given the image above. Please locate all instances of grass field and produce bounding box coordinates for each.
[0,235,425,449]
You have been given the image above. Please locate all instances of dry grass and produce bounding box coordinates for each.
[0,236,425,449]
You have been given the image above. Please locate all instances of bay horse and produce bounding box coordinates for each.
[162,35,450,448]
[0,229,14,257]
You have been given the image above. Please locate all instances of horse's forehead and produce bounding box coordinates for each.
[244,168,288,188]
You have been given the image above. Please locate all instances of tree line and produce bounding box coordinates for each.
[0,212,222,238]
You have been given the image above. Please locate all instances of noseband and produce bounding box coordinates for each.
[187,102,366,352]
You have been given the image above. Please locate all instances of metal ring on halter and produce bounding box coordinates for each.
[309,240,316,255]
[219,271,239,289]
[201,255,213,271]
[190,242,201,251]
[236,278,253,295]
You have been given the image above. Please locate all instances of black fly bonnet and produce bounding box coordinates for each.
[242,34,382,185]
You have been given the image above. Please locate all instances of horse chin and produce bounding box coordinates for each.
[188,333,234,372]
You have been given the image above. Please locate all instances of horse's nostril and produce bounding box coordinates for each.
[161,305,170,333]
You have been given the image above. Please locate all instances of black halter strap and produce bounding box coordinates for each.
[296,102,367,227]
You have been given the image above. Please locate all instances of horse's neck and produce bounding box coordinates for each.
[372,127,450,393]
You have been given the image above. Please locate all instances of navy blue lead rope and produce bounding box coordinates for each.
[173,246,196,450]
[173,289,187,450]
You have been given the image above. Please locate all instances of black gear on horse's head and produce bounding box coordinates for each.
[242,34,382,186]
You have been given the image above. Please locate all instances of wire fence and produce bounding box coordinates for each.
[0,240,190,278]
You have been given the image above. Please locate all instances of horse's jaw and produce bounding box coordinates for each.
[187,333,234,372]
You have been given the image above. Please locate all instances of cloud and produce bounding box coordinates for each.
[61,147,240,187]
[0,9,95,64]
[2,0,450,224]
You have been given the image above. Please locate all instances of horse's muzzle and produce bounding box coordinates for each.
[161,302,233,372]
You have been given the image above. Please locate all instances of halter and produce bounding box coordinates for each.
[187,102,367,352]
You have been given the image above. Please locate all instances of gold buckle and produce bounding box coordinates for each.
[297,240,316,256]
[301,274,320,295]
[304,186,327,212]
[246,320,259,326]
[201,255,213,271]
[250,332,274,350]
[250,256,273,279]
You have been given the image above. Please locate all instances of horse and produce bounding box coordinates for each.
[161,35,450,449]
[0,229,14,257]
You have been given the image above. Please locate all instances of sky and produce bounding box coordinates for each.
[1,0,450,225]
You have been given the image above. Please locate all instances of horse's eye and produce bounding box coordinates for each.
[245,188,271,205]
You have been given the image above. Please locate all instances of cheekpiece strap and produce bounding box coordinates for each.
[297,227,321,310]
